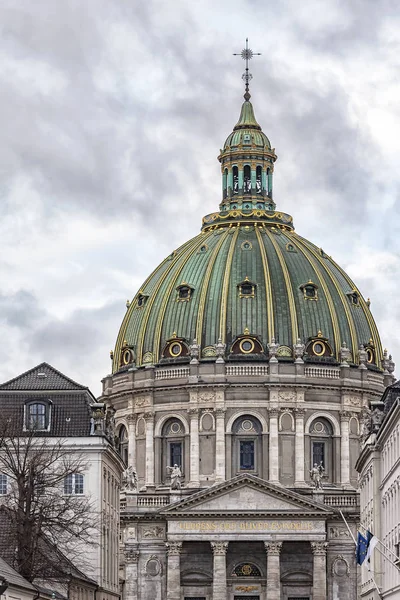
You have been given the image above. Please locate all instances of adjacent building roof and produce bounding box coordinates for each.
[0,363,88,391]
[0,555,36,592]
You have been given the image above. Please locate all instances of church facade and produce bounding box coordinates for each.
[102,63,395,600]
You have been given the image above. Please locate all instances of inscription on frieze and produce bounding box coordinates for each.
[170,520,324,534]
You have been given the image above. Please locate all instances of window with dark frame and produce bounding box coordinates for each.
[170,442,182,468]
[240,440,255,470]
[312,441,325,467]
[27,402,48,430]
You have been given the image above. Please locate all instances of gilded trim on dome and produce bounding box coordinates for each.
[195,230,230,343]
[287,234,341,359]
[295,234,359,363]
[255,226,275,341]
[263,227,299,343]
[219,227,240,342]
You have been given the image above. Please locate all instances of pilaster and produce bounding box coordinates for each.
[311,541,328,600]
[264,541,282,600]
[211,541,229,600]
[166,541,182,600]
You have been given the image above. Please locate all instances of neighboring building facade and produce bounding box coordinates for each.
[101,78,395,599]
[0,362,124,600]
[356,381,400,600]
[0,556,37,600]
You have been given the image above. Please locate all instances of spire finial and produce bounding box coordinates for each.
[233,38,261,100]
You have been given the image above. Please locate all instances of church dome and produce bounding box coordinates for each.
[113,95,383,373]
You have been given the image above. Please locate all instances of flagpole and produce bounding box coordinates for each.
[359,522,400,566]
[339,510,382,599]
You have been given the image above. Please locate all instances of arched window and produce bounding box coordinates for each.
[162,418,185,484]
[243,165,251,194]
[256,166,262,194]
[117,425,128,465]
[266,168,270,196]
[232,562,262,577]
[309,417,334,483]
[25,401,51,431]
[223,168,228,198]
[233,166,239,194]
[232,416,262,474]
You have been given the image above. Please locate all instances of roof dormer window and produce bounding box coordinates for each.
[176,283,194,302]
[300,280,318,301]
[25,400,51,431]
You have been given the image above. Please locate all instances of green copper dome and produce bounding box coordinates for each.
[113,95,383,373]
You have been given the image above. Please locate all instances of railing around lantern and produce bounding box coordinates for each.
[226,365,269,376]
[155,368,190,380]
[304,367,340,379]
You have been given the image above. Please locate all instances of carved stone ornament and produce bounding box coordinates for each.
[267,338,280,362]
[145,555,162,577]
[358,345,368,369]
[214,338,226,363]
[340,341,351,365]
[347,396,361,407]
[293,338,306,363]
[135,396,150,408]
[311,541,328,555]
[264,541,282,555]
[236,585,259,593]
[331,555,350,577]
[211,541,229,556]
[329,526,350,540]
[198,391,215,403]
[166,541,183,556]
[278,390,296,402]
[125,526,136,541]
[189,338,200,364]
[124,546,139,564]
[142,526,164,539]
[268,407,280,419]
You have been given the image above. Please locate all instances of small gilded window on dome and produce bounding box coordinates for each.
[176,283,193,302]
[241,240,252,251]
[300,280,318,301]
[286,242,297,253]
[136,293,148,308]
[238,277,256,298]
[199,244,208,254]
[347,291,360,306]
[243,133,251,144]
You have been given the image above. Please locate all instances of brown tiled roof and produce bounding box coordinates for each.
[0,363,88,391]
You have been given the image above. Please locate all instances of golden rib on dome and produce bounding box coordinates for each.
[255,226,275,340]
[135,235,203,366]
[294,234,359,361]
[264,228,298,342]
[218,227,240,341]
[153,233,214,363]
[196,229,231,343]
[287,234,341,358]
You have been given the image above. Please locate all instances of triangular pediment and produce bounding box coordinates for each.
[162,474,332,517]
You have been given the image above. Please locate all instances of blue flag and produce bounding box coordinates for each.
[356,531,373,565]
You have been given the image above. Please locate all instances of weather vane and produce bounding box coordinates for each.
[233,38,261,100]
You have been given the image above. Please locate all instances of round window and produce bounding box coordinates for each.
[239,338,255,354]
[242,419,253,431]
[312,341,325,356]
[170,422,181,434]
[200,245,207,253]
[170,343,182,357]
[123,349,132,365]
[366,348,374,363]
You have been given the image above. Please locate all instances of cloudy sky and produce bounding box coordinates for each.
[1,0,400,395]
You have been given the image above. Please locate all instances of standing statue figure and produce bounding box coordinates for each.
[358,345,368,369]
[360,406,372,441]
[233,176,239,194]
[105,405,116,446]
[167,464,182,490]
[256,179,262,194]
[340,341,351,365]
[310,462,325,490]
[122,465,138,492]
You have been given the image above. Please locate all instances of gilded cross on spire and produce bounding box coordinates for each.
[233,38,261,100]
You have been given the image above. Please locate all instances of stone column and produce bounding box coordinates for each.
[340,411,351,485]
[188,408,200,487]
[124,547,139,600]
[166,542,182,600]
[294,408,305,485]
[211,541,228,600]
[127,414,137,467]
[264,541,282,600]
[215,408,226,482]
[144,412,155,487]
[268,408,280,483]
[311,541,328,600]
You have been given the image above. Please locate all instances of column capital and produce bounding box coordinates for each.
[187,407,200,416]
[211,541,229,555]
[124,546,139,563]
[311,541,328,555]
[293,407,306,417]
[268,407,280,418]
[264,541,282,555]
[166,541,183,556]
[215,407,226,417]
[144,411,155,421]
[339,410,352,422]
[127,413,137,423]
